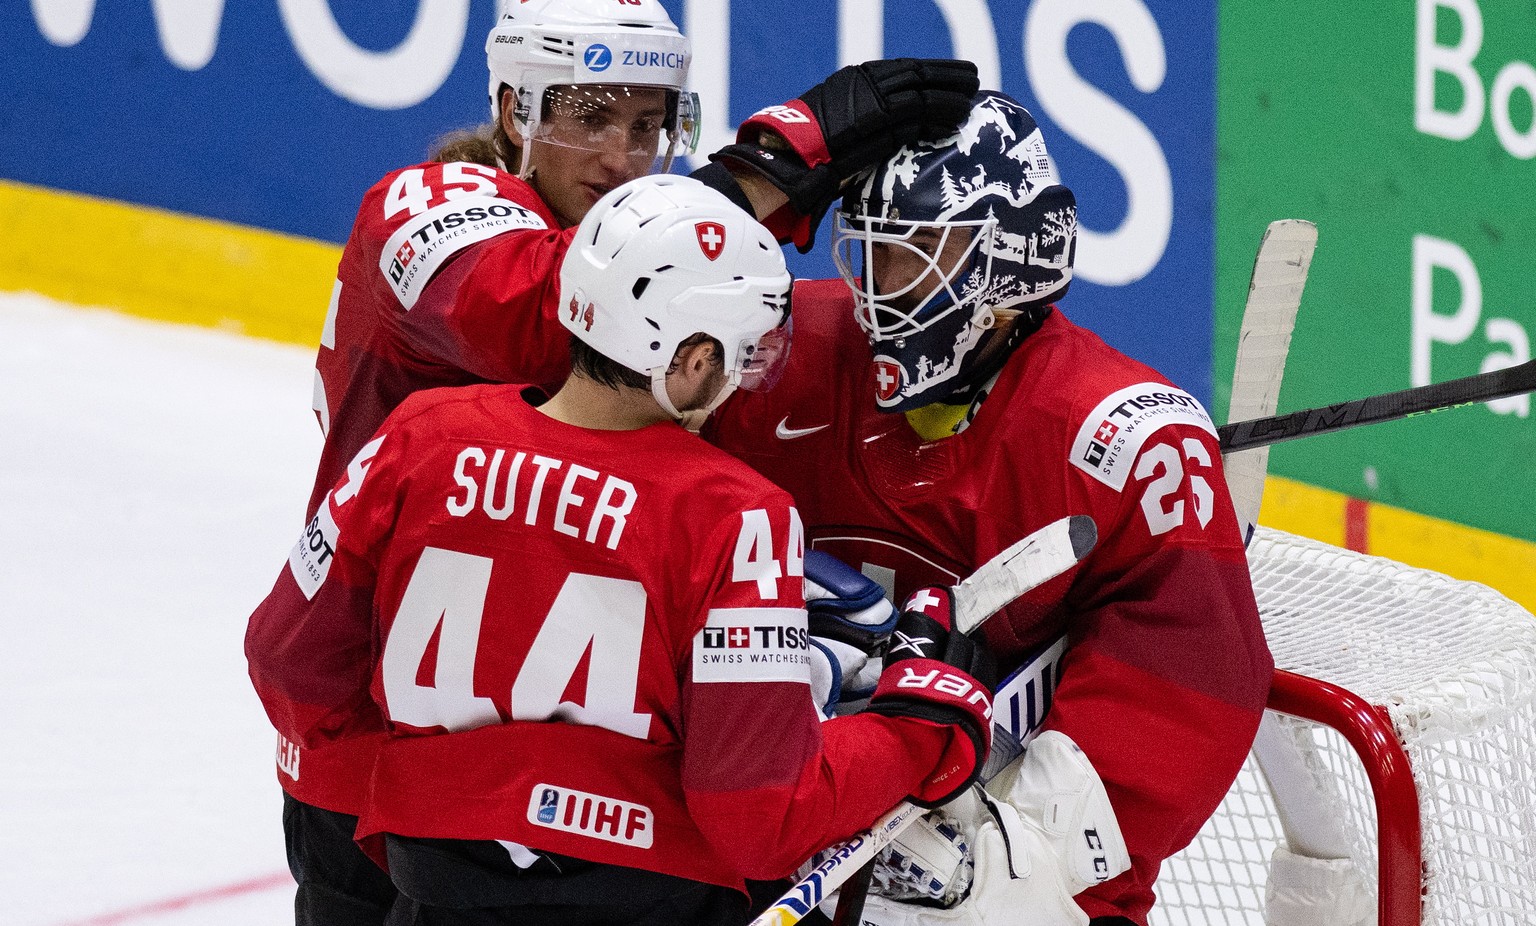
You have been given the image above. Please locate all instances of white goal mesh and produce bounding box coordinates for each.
[1149,527,1536,926]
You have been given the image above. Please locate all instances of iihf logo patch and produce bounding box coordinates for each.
[872,357,904,404]
[696,222,726,261]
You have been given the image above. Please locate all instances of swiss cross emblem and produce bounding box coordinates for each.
[904,588,944,615]
[1094,420,1119,444]
[727,626,751,648]
[873,358,903,402]
[696,222,726,261]
[395,240,416,266]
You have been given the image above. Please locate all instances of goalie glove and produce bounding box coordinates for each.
[866,586,995,807]
[863,732,1131,926]
[710,58,979,251]
[804,550,897,717]
[985,730,1132,895]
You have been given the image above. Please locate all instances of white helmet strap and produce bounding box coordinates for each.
[648,360,739,423]
[650,366,685,421]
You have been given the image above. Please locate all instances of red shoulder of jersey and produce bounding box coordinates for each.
[350,161,557,312]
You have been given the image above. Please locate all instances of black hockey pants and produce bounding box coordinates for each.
[382,834,759,926]
[284,792,398,926]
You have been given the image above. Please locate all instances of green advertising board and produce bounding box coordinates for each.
[1216,0,1536,542]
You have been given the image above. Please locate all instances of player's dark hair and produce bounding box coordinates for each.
[569,336,649,390]
[567,333,721,392]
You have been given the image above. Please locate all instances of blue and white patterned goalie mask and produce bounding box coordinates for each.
[833,91,1077,412]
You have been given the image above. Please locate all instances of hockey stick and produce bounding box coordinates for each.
[1218,224,1376,913]
[1219,357,1536,453]
[1223,219,1315,542]
[750,514,1099,926]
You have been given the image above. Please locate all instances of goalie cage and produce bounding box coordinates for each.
[1148,527,1536,926]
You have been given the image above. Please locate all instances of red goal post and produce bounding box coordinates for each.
[1150,528,1536,926]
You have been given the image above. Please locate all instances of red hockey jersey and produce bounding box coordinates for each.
[247,385,958,890]
[706,280,1273,922]
[286,161,578,813]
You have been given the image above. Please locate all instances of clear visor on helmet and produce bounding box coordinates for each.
[522,84,700,174]
[732,318,792,393]
[833,212,994,340]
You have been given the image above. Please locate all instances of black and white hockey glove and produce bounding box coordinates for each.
[709,58,979,251]
[804,550,898,717]
[866,586,996,808]
[861,732,1132,926]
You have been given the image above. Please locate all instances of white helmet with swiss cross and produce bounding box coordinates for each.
[558,174,793,418]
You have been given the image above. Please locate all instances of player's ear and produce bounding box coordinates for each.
[673,337,719,379]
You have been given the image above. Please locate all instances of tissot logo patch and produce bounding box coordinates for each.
[696,221,725,260]
[380,197,546,309]
[1069,383,1215,491]
[693,607,811,684]
[288,493,342,600]
[1083,419,1121,467]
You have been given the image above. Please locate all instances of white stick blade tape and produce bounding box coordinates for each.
[1229,219,1316,425]
[954,515,1097,635]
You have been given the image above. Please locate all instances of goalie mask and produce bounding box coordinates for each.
[559,175,793,420]
[834,91,1077,412]
[486,0,701,177]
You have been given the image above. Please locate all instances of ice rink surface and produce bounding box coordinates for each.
[1,294,318,924]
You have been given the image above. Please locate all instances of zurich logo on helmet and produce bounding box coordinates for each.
[835,91,1078,412]
[583,44,612,72]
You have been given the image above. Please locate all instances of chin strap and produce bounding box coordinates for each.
[650,367,739,433]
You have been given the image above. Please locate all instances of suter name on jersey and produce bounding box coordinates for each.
[446,445,637,550]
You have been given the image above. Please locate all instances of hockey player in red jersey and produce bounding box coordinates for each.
[705,92,1273,926]
[281,0,980,917]
[248,175,996,926]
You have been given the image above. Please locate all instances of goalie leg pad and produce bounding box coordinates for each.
[1264,847,1374,926]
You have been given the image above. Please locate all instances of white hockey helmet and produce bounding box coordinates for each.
[486,0,700,176]
[559,174,793,419]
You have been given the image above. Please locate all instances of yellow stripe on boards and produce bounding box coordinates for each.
[1369,502,1536,613]
[1259,474,1536,613]
[1256,474,1349,548]
[0,179,338,346]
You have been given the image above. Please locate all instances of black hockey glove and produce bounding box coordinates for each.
[866,585,996,808]
[709,58,980,251]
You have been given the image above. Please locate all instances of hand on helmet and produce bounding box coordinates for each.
[710,58,980,251]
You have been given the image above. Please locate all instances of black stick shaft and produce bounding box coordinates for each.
[831,859,875,926]
[1218,359,1536,452]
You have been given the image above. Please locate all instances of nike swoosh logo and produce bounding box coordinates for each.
[775,417,829,440]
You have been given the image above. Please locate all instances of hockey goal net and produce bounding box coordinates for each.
[1149,527,1536,926]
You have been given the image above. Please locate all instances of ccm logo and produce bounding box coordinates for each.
[896,667,993,717]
